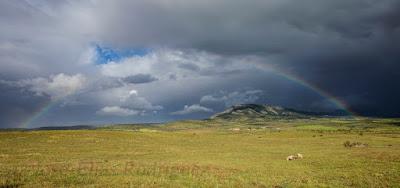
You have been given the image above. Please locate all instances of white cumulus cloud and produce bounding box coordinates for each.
[99,49,258,80]
[92,86,163,113]
[96,106,140,116]
[171,104,213,115]
[16,73,87,100]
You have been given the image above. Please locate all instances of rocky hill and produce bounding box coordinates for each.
[210,104,338,120]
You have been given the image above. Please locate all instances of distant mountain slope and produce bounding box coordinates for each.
[210,104,346,120]
[32,125,95,131]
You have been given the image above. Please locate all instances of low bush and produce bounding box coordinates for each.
[344,141,368,148]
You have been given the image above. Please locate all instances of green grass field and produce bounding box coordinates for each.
[1,118,399,187]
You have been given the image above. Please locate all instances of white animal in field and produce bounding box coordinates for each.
[286,155,296,161]
[296,153,303,159]
[286,153,303,161]
[232,128,240,131]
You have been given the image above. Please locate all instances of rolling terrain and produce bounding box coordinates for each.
[0,105,399,187]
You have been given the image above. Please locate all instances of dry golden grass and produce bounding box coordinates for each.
[0,118,399,187]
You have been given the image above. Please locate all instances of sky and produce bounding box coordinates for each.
[0,0,399,128]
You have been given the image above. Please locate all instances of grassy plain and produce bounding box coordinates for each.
[0,118,399,187]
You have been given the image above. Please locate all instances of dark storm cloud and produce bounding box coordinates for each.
[0,0,399,128]
[95,0,399,53]
[123,74,158,84]
[178,63,200,72]
[0,81,50,128]
[0,0,95,78]
[93,0,400,116]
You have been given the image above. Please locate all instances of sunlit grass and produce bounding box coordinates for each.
[0,118,399,187]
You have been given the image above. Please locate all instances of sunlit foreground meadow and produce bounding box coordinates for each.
[1,118,399,187]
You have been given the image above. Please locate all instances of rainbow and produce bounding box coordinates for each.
[20,67,354,128]
[254,62,355,116]
[270,69,355,115]
[20,99,59,129]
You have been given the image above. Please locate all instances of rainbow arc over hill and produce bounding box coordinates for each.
[20,68,354,128]
[271,69,354,115]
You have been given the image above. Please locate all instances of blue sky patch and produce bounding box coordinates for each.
[94,44,150,65]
